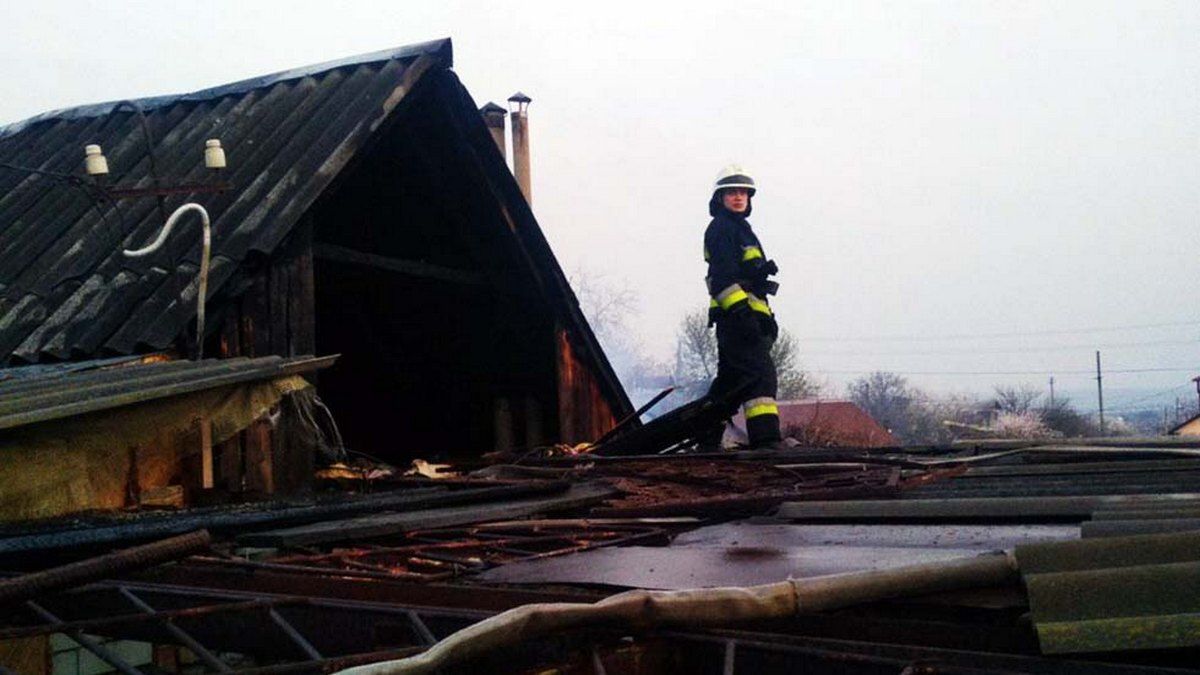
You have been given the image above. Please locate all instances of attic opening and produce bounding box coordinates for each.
[308,85,559,464]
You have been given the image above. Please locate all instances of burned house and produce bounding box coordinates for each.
[2,38,1199,675]
[0,39,631,517]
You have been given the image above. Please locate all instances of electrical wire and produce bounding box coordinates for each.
[797,319,1200,343]
[807,367,1196,377]
[1104,382,1196,412]
[802,338,1198,357]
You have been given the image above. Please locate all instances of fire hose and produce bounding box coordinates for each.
[335,551,1018,675]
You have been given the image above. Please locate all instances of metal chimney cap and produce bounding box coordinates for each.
[507,91,532,104]
[480,102,507,116]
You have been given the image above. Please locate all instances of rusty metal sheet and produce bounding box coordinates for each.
[593,459,899,517]
[261,521,667,581]
[673,522,1078,551]
[476,544,982,589]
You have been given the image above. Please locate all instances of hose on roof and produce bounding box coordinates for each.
[334,551,1018,675]
[123,203,211,359]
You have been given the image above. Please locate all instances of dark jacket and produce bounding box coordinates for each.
[704,196,778,313]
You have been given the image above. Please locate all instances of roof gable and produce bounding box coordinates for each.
[0,41,450,362]
[0,39,633,417]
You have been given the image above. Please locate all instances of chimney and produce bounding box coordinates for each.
[508,92,532,204]
[479,102,507,160]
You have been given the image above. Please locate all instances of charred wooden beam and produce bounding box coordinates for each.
[313,243,485,286]
[0,482,565,557]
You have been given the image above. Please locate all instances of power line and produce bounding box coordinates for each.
[797,319,1200,343]
[1106,382,1195,410]
[808,367,1196,377]
[802,338,1198,357]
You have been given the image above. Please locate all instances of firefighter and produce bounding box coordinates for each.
[701,164,782,449]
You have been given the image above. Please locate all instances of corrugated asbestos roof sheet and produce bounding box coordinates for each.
[0,354,335,430]
[1015,530,1200,654]
[0,37,633,418]
[0,39,452,364]
[905,457,1200,499]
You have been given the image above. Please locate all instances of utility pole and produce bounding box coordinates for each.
[1048,376,1055,407]
[1095,351,1105,436]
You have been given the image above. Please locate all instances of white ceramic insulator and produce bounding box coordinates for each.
[204,139,226,169]
[84,144,109,176]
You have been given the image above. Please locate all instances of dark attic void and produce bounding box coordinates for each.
[308,82,559,465]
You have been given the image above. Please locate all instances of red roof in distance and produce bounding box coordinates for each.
[732,399,898,448]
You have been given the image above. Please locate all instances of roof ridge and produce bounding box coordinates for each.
[0,38,452,140]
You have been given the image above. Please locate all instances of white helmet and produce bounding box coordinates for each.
[713,164,757,196]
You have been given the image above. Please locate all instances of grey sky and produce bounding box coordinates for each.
[2,1,1196,407]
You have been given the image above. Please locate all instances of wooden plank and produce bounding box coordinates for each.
[493,396,514,452]
[524,395,543,448]
[556,328,580,444]
[218,302,241,358]
[312,243,486,286]
[216,310,243,492]
[217,432,243,493]
[271,397,313,499]
[291,242,316,357]
[237,482,616,547]
[244,418,275,495]
[269,256,290,356]
[199,418,214,490]
[242,269,271,358]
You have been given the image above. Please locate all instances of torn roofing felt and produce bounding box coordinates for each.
[0,38,632,417]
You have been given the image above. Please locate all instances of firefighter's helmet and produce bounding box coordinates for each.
[713,164,757,196]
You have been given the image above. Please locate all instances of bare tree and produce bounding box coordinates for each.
[672,309,720,400]
[847,371,914,439]
[770,330,820,400]
[570,267,661,391]
[571,269,637,340]
[847,373,995,445]
[672,308,818,401]
[992,385,1042,415]
[1040,397,1092,437]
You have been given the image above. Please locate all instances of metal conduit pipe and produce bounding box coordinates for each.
[335,551,1018,675]
[123,203,211,359]
[0,530,212,607]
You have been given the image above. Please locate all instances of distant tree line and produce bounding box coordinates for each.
[846,373,1141,444]
[573,271,1172,441]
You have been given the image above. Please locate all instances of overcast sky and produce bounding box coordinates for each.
[2,1,1196,408]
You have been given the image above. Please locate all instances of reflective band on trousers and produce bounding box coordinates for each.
[715,284,748,310]
[744,397,779,419]
[747,293,773,316]
[741,246,764,261]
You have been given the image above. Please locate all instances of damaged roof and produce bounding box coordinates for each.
[0,39,453,363]
[0,38,631,416]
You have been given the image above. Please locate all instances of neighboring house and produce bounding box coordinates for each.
[0,39,632,471]
[1171,413,1200,437]
[731,399,898,448]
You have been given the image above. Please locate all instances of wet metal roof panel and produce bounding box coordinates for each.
[0,354,335,430]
